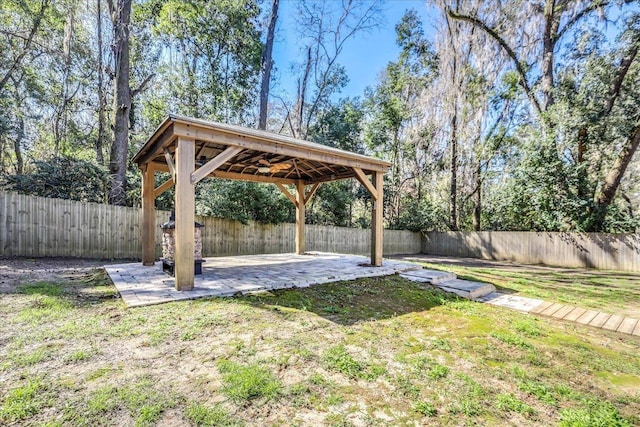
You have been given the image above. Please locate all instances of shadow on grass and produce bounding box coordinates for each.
[235,275,464,326]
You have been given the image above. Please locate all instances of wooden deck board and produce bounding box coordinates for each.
[552,305,576,319]
[616,317,638,334]
[575,310,599,325]
[588,312,611,328]
[530,301,553,314]
[602,315,624,331]
[540,303,565,317]
[563,307,586,322]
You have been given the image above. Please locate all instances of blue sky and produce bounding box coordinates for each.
[271,0,434,100]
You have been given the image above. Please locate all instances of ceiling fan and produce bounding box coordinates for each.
[257,158,292,174]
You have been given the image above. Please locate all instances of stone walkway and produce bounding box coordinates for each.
[106,252,420,307]
[400,268,640,337]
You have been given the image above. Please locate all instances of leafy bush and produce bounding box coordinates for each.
[1,157,109,203]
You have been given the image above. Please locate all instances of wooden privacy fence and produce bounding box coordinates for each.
[423,231,640,272]
[0,192,422,259]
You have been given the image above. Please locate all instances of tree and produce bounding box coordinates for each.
[106,0,132,205]
[0,0,50,94]
[448,1,640,229]
[307,98,367,226]
[148,0,262,123]
[365,10,437,228]
[258,0,278,130]
[286,0,382,139]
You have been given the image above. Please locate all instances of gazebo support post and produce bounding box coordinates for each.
[141,163,156,265]
[295,180,306,255]
[371,171,383,266]
[174,136,195,291]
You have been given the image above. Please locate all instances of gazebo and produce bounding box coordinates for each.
[133,115,391,291]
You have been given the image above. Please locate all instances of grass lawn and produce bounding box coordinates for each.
[0,264,639,426]
[418,259,640,319]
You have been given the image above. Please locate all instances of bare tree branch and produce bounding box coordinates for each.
[0,0,50,94]
[131,73,155,98]
[447,8,543,116]
[603,31,639,115]
[555,0,610,42]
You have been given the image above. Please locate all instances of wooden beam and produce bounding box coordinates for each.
[212,170,298,185]
[154,177,174,197]
[191,146,244,184]
[276,183,298,207]
[164,148,176,178]
[152,163,299,185]
[174,137,195,291]
[304,182,322,204]
[295,180,306,255]
[371,171,384,267]
[173,122,389,173]
[141,163,156,266]
[353,167,378,200]
[306,171,358,184]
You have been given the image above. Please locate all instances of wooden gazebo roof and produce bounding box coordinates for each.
[133,115,390,185]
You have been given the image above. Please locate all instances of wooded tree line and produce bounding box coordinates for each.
[1,0,638,232]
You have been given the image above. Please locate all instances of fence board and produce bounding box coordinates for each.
[0,192,421,260]
[422,231,640,272]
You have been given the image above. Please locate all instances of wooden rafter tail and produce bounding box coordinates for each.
[353,167,378,200]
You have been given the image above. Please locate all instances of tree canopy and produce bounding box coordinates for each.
[0,0,638,233]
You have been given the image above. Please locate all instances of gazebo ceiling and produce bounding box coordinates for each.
[133,115,390,185]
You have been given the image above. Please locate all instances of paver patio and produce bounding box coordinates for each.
[106,252,420,307]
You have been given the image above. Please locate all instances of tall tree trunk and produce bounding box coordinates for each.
[449,106,458,231]
[96,0,105,164]
[13,104,24,175]
[540,0,557,111]
[107,0,132,206]
[293,47,312,139]
[54,9,75,156]
[473,162,481,231]
[10,78,24,174]
[596,126,640,208]
[258,0,278,130]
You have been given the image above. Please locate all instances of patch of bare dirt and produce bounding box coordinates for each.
[0,257,122,293]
